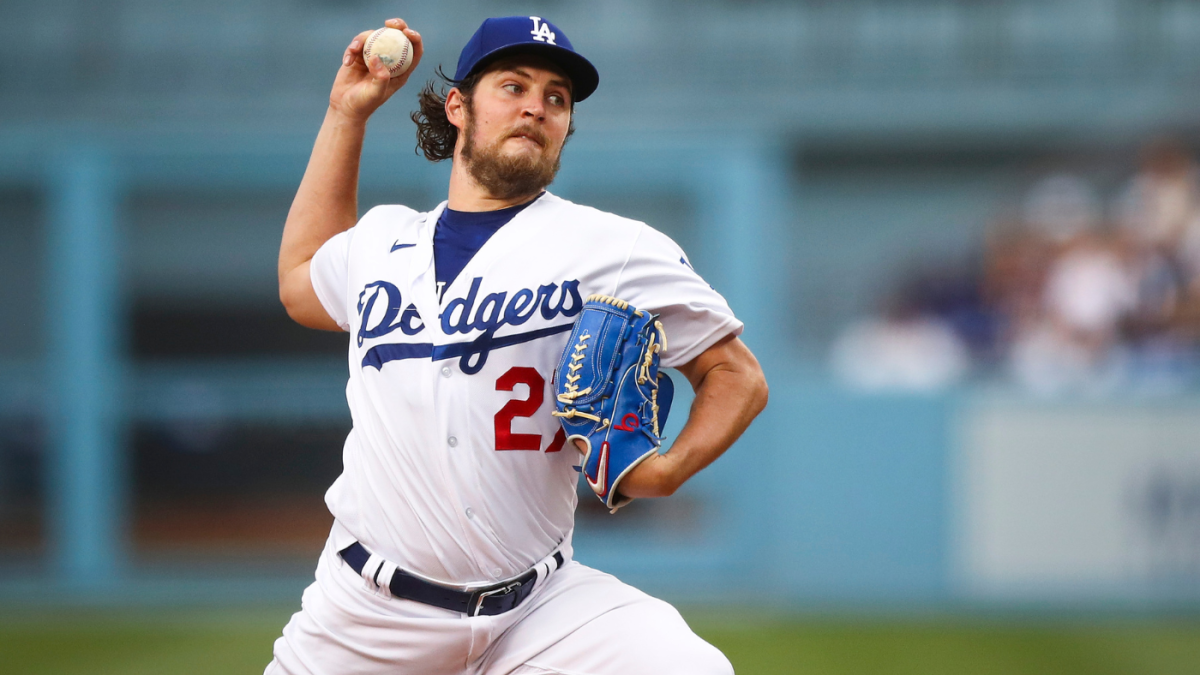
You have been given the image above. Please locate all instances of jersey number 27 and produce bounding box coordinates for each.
[494,367,566,453]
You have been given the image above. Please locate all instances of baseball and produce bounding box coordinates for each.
[363,27,414,78]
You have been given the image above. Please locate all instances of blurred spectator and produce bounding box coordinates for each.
[832,291,969,392]
[1114,139,1200,249]
[1022,173,1103,243]
[837,143,1200,395]
[982,221,1055,348]
[1010,235,1136,395]
[1043,236,1136,342]
[1008,322,1125,396]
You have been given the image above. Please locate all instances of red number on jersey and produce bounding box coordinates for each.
[546,427,566,453]
[495,367,545,451]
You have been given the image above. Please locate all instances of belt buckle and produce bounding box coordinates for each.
[470,580,522,617]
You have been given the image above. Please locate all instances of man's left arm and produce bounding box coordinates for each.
[619,334,768,498]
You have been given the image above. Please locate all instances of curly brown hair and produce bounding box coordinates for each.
[410,65,482,162]
[410,63,576,162]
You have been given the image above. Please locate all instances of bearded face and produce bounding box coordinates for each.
[459,99,564,200]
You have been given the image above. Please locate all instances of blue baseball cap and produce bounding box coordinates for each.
[454,16,599,102]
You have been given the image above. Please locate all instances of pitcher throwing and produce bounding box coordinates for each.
[269,15,768,675]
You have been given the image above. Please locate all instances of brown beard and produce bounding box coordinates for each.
[460,109,562,200]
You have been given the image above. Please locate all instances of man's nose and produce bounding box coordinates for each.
[522,95,546,121]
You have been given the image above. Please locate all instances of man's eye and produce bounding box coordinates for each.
[549,94,564,106]
[503,84,522,94]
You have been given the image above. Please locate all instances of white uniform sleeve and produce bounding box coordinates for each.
[309,228,355,332]
[615,225,744,368]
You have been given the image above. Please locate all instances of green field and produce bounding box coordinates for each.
[2,608,1198,675]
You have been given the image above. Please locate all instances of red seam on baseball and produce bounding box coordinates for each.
[394,42,410,75]
[365,29,382,68]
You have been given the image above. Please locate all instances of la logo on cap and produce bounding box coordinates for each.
[530,17,557,44]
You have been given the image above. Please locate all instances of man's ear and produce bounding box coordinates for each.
[446,88,466,131]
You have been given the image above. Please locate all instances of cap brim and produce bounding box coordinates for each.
[464,42,599,103]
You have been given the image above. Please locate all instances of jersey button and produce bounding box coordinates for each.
[448,436,458,448]
[465,507,474,518]
[441,366,452,378]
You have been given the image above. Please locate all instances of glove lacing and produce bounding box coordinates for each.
[553,332,603,424]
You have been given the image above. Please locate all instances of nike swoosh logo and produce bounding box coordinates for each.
[586,442,610,498]
[390,242,416,252]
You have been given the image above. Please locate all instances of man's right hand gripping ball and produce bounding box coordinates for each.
[331,18,424,121]
[553,295,675,513]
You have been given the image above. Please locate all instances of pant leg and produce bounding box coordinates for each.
[477,562,732,675]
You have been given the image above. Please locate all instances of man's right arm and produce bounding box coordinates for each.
[278,18,423,330]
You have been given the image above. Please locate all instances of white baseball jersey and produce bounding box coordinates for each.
[309,191,742,586]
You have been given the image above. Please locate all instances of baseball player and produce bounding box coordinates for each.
[271,15,768,675]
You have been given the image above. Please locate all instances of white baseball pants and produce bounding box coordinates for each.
[264,536,733,675]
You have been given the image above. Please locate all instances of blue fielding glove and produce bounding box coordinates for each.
[553,295,674,512]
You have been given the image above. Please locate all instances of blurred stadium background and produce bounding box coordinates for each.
[4,0,1200,672]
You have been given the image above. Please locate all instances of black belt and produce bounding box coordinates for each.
[339,542,564,617]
